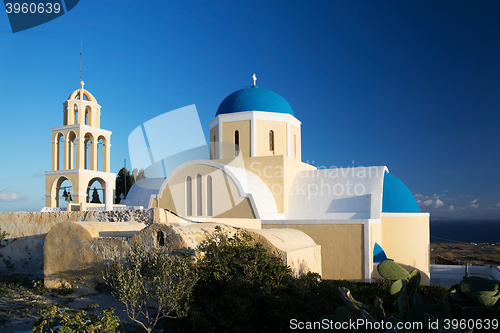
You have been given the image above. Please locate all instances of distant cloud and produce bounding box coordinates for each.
[449,205,454,211]
[0,189,27,202]
[415,191,449,201]
[496,203,500,207]
[420,198,444,209]
[33,173,43,178]
[423,199,434,206]
[469,199,479,209]
[434,199,444,208]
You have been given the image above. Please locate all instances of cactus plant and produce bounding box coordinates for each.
[444,265,500,320]
[377,260,410,280]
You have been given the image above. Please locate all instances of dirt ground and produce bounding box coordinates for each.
[0,275,136,333]
[430,242,500,266]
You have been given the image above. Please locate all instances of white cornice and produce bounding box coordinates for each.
[209,111,301,129]
[381,213,430,217]
[51,124,112,136]
[45,169,116,177]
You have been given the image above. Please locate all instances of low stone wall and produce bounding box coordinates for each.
[0,210,155,277]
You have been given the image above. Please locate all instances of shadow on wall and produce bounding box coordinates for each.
[0,234,47,277]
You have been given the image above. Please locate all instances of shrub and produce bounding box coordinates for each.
[103,244,197,333]
[31,305,121,332]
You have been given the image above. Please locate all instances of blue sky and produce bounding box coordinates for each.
[0,0,498,218]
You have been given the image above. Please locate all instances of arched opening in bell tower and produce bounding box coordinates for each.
[97,136,106,172]
[53,177,73,208]
[67,131,77,169]
[85,106,91,126]
[84,132,94,170]
[56,133,64,171]
[74,104,79,124]
[86,177,105,204]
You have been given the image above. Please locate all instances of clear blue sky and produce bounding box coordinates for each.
[0,0,498,218]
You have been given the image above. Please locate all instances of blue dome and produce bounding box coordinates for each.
[216,85,294,116]
[382,171,420,213]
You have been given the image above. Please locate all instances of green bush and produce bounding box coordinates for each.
[184,227,308,332]
[103,244,197,333]
[31,305,121,332]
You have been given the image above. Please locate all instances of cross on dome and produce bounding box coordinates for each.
[252,74,257,86]
[80,80,85,90]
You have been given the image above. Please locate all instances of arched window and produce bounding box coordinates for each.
[186,176,192,216]
[234,130,240,155]
[269,130,274,152]
[196,174,202,216]
[213,136,217,159]
[207,175,213,216]
[74,104,78,124]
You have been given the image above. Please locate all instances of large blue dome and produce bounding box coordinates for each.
[216,85,294,116]
[382,171,420,213]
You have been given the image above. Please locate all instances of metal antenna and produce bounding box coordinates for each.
[79,40,82,83]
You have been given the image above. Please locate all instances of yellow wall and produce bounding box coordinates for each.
[256,119,287,156]
[263,223,365,281]
[380,214,430,284]
[221,120,251,158]
[244,155,315,213]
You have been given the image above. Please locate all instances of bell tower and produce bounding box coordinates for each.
[44,81,116,211]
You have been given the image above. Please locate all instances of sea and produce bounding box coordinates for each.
[430,220,500,244]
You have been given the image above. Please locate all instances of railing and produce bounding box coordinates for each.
[41,206,143,212]
[41,207,67,212]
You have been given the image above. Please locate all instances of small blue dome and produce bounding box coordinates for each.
[382,171,420,213]
[216,85,294,116]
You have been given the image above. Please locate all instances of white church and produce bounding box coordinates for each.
[44,77,430,282]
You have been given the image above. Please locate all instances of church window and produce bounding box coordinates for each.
[235,130,240,155]
[207,175,213,216]
[211,135,216,159]
[196,174,202,216]
[269,130,274,151]
[186,176,192,216]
